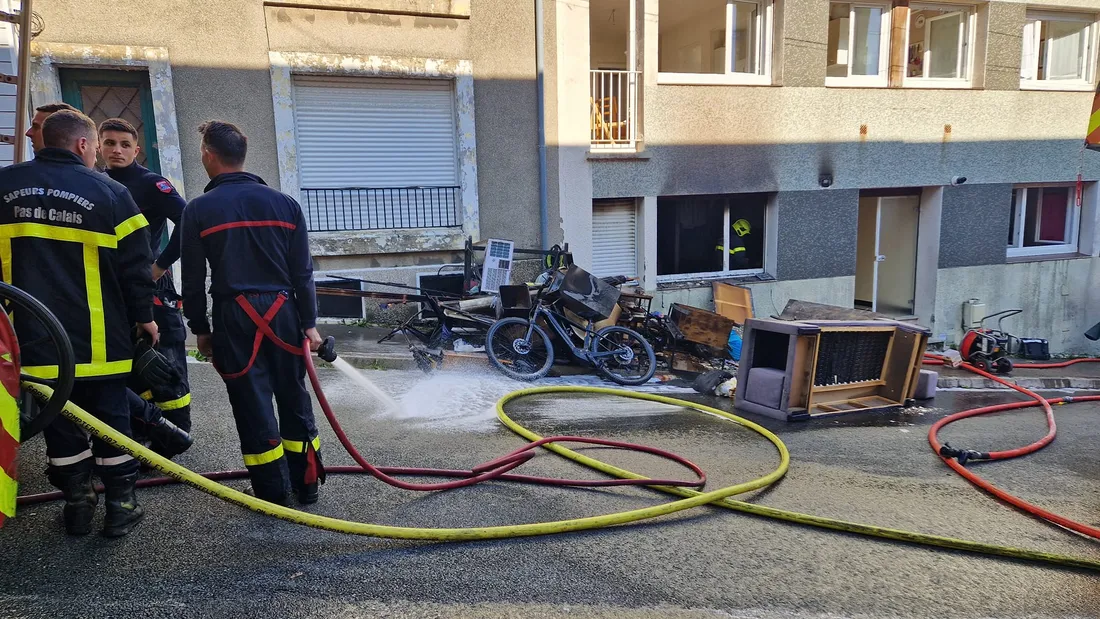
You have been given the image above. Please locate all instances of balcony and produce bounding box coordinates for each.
[590,69,640,151]
[300,186,461,232]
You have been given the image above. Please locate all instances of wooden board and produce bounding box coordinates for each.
[713,282,753,324]
[779,300,896,322]
[669,303,735,350]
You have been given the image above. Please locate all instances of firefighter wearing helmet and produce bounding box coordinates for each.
[716,218,752,270]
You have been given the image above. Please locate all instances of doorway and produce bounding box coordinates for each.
[855,194,920,316]
[59,68,161,173]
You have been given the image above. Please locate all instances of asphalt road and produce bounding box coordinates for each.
[2,362,1099,619]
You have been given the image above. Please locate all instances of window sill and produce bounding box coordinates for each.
[824,79,889,89]
[657,72,774,87]
[902,79,975,90]
[1020,81,1096,93]
[587,149,652,161]
[656,272,775,291]
[1006,251,1090,264]
[308,227,466,257]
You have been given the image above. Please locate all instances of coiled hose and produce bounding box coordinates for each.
[925,353,1100,540]
[15,345,1100,571]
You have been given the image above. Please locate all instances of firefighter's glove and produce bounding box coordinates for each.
[133,337,180,387]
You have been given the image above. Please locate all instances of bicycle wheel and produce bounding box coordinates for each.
[591,326,656,386]
[486,317,555,381]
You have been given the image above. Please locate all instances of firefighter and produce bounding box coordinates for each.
[25,102,78,154]
[181,120,324,506]
[716,218,751,270]
[0,110,156,537]
[98,118,193,457]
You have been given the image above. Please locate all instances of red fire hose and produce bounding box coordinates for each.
[925,353,1100,540]
[19,341,707,505]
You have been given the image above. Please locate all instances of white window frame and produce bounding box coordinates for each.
[903,4,977,89]
[656,0,775,86]
[826,2,893,88]
[1020,11,1099,92]
[1007,184,1082,259]
[655,199,768,284]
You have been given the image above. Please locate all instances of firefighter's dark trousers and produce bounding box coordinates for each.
[212,291,322,503]
[128,274,192,432]
[44,378,138,479]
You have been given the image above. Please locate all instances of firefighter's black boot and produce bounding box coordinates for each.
[102,472,144,538]
[46,467,98,536]
[146,416,193,459]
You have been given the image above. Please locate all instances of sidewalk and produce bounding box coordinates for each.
[189,325,1100,388]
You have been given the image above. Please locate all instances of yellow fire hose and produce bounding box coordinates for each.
[20,381,1100,571]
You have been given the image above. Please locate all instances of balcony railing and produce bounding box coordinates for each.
[590,70,640,150]
[300,186,461,232]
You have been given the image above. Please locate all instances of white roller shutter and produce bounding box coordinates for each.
[291,76,459,230]
[591,199,638,279]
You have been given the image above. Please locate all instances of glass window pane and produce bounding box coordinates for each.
[827,3,852,78]
[658,0,730,74]
[927,13,962,78]
[852,7,883,76]
[657,196,726,275]
[730,1,760,74]
[1040,20,1088,80]
[1038,188,1071,243]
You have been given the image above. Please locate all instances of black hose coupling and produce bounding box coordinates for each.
[938,442,989,465]
[317,336,338,363]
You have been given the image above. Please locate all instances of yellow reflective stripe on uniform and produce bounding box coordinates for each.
[115,213,149,241]
[715,246,746,254]
[22,359,133,379]
[0,466,16,519]
[0,237,10,285]
[0,223,117,248]
[281,436,320,454]
[155,393,191,411]
[83,245,107,364]
[242,444,285,467]
[140,390,154,401]
[0,392,18,443]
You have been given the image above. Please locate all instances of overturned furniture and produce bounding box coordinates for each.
[734,318,930,421]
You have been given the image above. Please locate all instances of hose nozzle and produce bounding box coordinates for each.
[317,336,338,363]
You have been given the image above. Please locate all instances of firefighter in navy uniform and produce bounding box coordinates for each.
[98,118,193,458]
[181,121,324,506]
[716,218,752,270]
[0,110,156,537]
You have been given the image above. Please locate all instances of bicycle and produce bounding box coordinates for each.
[484,268,656,386]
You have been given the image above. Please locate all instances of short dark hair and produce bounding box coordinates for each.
[35,102,78,115]
[42,110,97,149]
[99,117,138,139]
[198,120,247,167]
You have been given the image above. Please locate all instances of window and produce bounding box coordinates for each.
[291,76,461,232]
[827,3,891,86]
[58,68,161,172]
[1008,186,1081,258]
[592,199,639,279]
[657,193,767,280]
[657,0,773,85]
[1021,12,1098,90]
[905,5,975,86]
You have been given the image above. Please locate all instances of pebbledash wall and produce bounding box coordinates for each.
[550,0,1100,354]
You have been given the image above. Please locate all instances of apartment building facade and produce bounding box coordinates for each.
[567,0,1100,353]
[8,0,1100,352]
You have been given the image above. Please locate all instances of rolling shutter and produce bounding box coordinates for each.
[0,0,17,167]
[291,76,459,230]
[591,199,637,279]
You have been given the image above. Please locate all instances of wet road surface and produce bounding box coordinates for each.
[2,362,1099,618]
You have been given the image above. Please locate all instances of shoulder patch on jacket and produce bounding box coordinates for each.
[156,179,174,194]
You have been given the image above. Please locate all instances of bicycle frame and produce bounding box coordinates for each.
[521,304,621,367]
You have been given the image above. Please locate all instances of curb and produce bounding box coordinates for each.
[936,377,1100,390]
